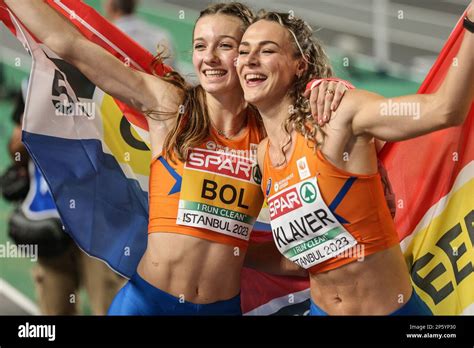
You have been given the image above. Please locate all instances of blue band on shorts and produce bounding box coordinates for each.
[107,272,242,315]
[309,288,433,316]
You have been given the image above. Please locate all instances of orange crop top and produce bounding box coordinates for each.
[148,114,264,249]
[261,132,399,273]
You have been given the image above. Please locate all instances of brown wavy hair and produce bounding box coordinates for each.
[151,2,261,162]
[253,11,333,159]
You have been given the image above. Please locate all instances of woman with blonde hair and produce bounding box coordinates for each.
[237,5,474,315]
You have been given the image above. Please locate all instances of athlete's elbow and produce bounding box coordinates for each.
[440,105,469,128]
[44,36,71,61]
[448,113,468,127]
[433,96,467,128]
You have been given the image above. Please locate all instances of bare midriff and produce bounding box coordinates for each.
[309,244,413,315]
[137,232,245,304]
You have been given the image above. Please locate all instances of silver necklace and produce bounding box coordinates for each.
[211,114,248,140]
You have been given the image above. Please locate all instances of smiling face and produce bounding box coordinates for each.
[237,20,305,109]
[192,14,244,95]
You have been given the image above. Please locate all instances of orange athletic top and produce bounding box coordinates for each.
[148,114,264,249]
[261,132,399,273]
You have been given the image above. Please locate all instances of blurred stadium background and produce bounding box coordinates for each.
[0,0,470,314]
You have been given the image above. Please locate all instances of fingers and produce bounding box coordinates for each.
[323,81,337,122]
[307,79,352,126]
[316,80,328,125]
[309,84,319,122]
[331,83,348,112]
[303,87,311,98]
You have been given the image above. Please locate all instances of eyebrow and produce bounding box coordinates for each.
[193,35,239,42]
[239,40,280,47]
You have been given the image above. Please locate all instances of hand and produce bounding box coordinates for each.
[468,1,474,20]
[304,79,350,126]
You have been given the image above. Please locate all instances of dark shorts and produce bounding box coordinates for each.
[107,272,242,316]
[309,288,433,316]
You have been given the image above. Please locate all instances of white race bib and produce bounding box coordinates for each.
[267,177,357,269]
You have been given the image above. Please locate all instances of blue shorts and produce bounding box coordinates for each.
[107,272,242,316]
[309,289,433,316]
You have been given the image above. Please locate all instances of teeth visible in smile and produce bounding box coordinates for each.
[204,69,227,77]
[245,73,267,81]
